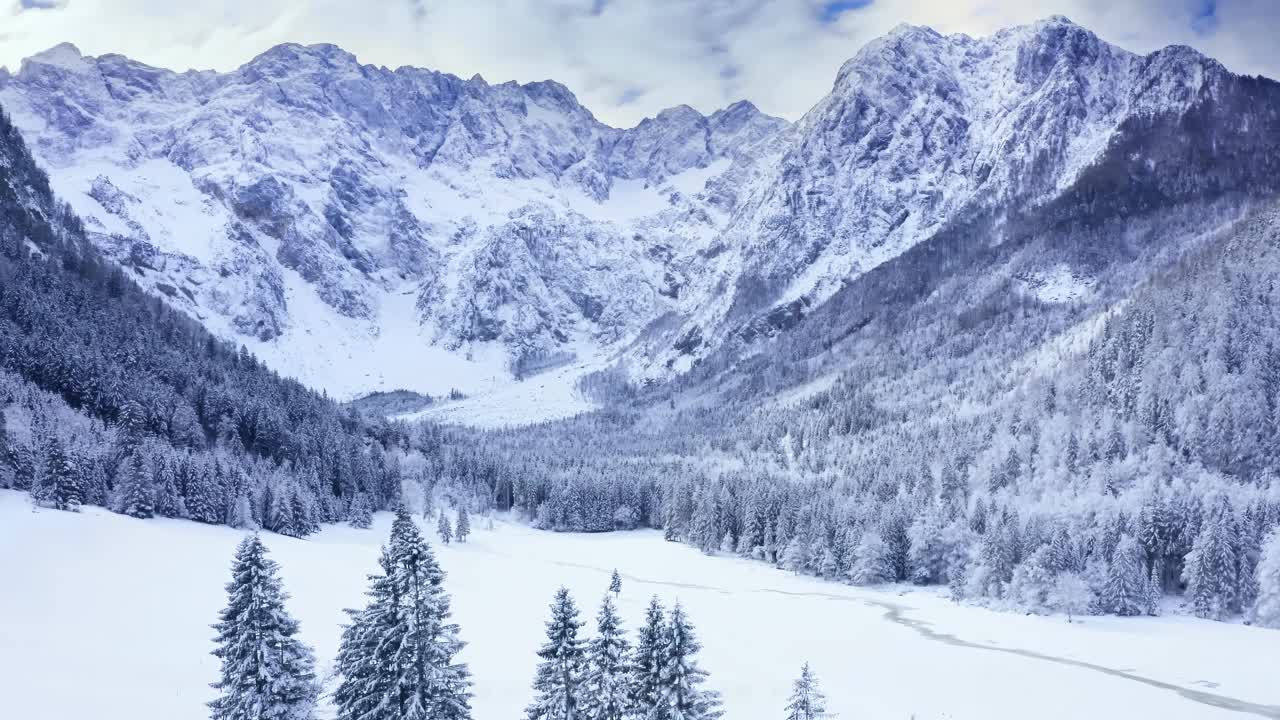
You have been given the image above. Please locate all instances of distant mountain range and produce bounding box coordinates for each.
[3,16,1279,414]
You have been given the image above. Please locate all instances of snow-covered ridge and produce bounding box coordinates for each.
[0,40,787,401]
[0,16,1256,408]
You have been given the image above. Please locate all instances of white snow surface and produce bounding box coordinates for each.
[2,491,1278,720]
[402,356,600,428]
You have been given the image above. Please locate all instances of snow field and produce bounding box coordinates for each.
[1,490,1277,720]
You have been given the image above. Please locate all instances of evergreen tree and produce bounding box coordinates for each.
[848,531,894,585]
[117,400,147,453]
[659,603,722,720]
[1008,546,1055,613]
[1100,535,1148,616]
[118,451,154,519]
[1183,503,1240,620]
[39,436,81,511]
[333,509,472,720]
[438,510,453,545]
[349,493,373,529]
[154,464,186,519]
[783,664,828,720]
[609,569,622,596]
[630,597,667,720]
[782,537,808,574]
[209,535,318,720]
[1253,529,1280,629]
[526,587,586,720]
[456,506,470,543]
[1145,564,1163,616]
[582,595,633,720]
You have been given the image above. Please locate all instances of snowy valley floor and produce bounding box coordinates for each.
[1,490,1278,720]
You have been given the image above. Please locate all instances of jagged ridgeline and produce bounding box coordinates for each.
[0,107,407,535]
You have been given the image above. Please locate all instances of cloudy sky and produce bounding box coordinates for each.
[3,0,1278,126]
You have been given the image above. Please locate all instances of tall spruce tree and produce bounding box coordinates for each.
[456,506,470,543]
[333,509,471,720]
[526,587,586,720]
[209,535,318,720]
[660,603,723,720]
[1183,502,1240,620]
[582,595,633,720]
[630,597,668,720]
[39,436,81,511]
[349,493,373,529]
[784,663,829,720]
[438,510,453,545]
[118,450,154,519]
[1100,535,1148,616]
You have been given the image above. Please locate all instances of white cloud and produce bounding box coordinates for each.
[1,0,1277,127]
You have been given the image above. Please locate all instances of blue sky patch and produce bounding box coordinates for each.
[818,0,874,25]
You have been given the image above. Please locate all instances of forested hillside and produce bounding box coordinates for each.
[0,108,409,535]
[425,199,1280,623]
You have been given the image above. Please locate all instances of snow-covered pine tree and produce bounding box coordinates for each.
[1008,546,1055,613]
[438,510,453,544]
[659,603,722,720]
[118,450,154,519]
[38,436,80,511]
[526,587,586,720]
[782,537,807,574]
[907,510,947,584]
[1250,529,1280,628]
[456,506,470,543]
[609,569,622,596]
[1145,564,1163,616]
[848,530,894,585]
[581,595,632,720]
[268,482,298,538]
[630,597,667,720]
[1099,534,1148,616]
[209,535,318,720]
[784,663,829,720]
[718,531,734,555]
[154,463,186,519]
[763,519,779,565]
[116,399,146,453]
[349,493,373,529]
[333,509,472,720]
[1183,501,1240,620]
[817,546,838,581]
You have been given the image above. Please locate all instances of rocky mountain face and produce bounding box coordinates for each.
[1,16,1276,407]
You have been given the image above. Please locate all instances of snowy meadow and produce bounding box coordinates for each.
[2,490,1278,720]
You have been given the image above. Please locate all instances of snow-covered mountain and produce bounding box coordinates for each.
[0,40,786,399]
[0,16,1271,406]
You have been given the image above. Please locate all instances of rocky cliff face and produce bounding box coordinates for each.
[1,17,1274,404]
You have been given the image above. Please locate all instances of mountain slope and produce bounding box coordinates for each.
[2,16,1279,415]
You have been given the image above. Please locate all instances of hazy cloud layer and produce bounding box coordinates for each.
[2,0,1278,126]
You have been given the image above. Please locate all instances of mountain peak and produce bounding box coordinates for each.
[242,42,360,76]
[24,42,88,72]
